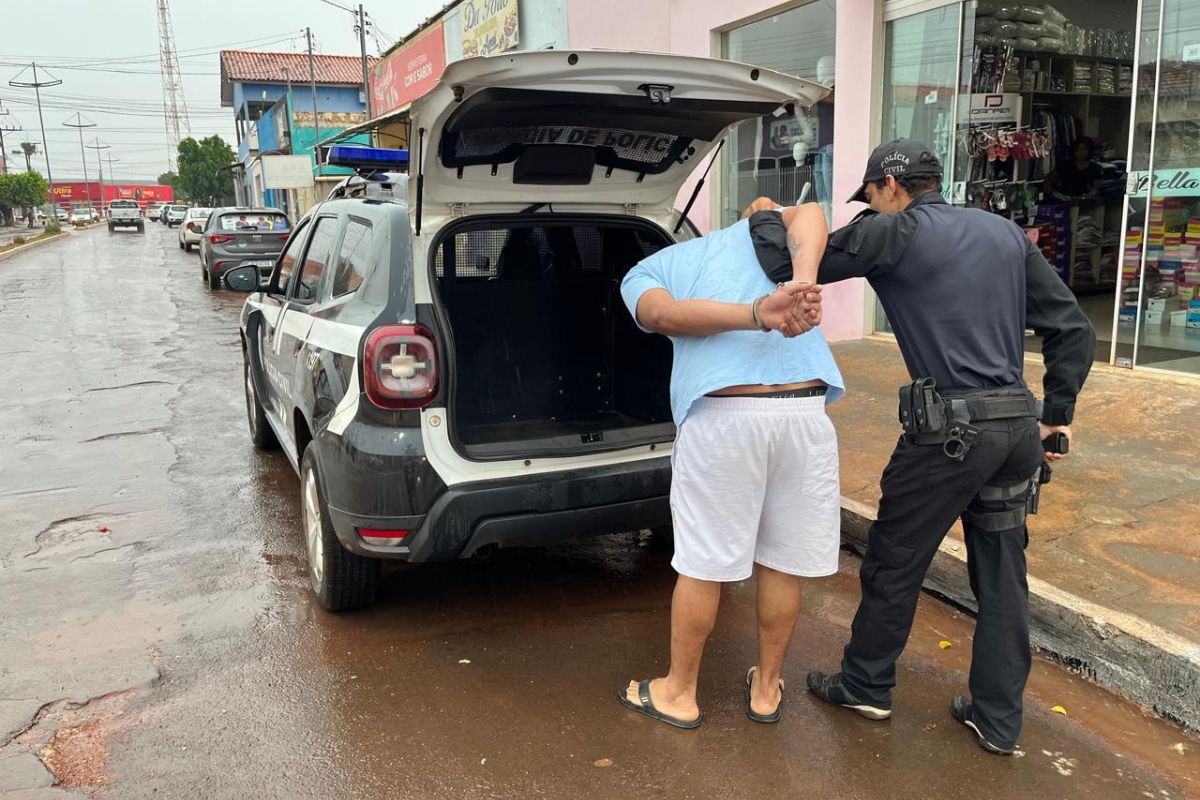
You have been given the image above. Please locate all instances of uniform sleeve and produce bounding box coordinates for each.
[817,210,918,283]
[1024,239,1096,425]
[620,253,671,334]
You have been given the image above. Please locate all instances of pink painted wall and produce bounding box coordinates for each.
[566,0,874,341]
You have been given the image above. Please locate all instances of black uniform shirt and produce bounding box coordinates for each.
[750,193,1096,425]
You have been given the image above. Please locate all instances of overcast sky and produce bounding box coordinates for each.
[0,0,446,184]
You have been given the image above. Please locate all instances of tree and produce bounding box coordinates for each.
[157,171,178,190]
[0,171,48,227]
[17,141,38,173]
[176,136,236,205]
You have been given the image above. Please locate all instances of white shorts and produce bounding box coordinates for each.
[669,395,841,582]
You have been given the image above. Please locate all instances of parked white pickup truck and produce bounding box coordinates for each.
[108,199,144,234]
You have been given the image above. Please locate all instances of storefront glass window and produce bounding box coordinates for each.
[720,2,836,228]
[875,4,965,333]
[1123,0,1200,375]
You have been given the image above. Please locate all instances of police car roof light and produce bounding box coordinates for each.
[326,145,410,171]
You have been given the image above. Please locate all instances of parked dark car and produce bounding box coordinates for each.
[225,50,826,611]
[198,207,290,290]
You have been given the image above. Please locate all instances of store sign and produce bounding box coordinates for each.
[49,182,174,203]
[1182,43,1200,63]
[460,0,519,58]
[262,155,314,189]
[370,22,447,116]
[1127,168,1200,197]
[959,93,1022,124]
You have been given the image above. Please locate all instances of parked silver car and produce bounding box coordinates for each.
[198,208,290,290]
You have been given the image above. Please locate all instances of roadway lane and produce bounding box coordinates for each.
[0,222,1195,799]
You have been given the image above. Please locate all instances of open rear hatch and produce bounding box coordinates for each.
[411,51,828,460]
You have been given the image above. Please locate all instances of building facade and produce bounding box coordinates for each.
[359,0,1200,377]
[219,50,374,218]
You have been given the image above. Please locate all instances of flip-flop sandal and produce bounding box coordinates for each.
[744,667,784,724]
[617,679,703,730]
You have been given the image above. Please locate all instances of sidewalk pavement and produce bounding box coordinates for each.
[828,338,1200,730]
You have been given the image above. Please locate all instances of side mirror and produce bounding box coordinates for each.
[223,265,263,293]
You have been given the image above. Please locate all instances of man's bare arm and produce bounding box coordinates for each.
[779,204,828,285]
[635,286,813,338]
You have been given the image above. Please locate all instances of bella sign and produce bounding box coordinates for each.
[1127,168,1200,197]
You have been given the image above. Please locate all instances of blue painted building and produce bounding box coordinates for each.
[220,50,373,217]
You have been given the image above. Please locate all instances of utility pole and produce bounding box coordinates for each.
[63,113,97,213]
[306,27,321,178]
[8,63,63,214]
[0,102,19,175]
[156,0,190,171]
[86,138,109,214]
[102,155,120,202]
[355,5,373,120]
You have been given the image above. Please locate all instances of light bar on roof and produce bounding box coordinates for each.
[326,145,410,170]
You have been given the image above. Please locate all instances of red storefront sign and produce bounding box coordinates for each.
[49,182,175,205]
[369,22,446,116]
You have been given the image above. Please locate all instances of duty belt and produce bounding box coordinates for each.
[899,379,1037,461]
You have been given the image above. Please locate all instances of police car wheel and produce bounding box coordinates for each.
[300,447,381,612]
[243,356,278,450]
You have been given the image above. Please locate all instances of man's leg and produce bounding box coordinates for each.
[625,575,721,721]
[959,421,1041,748]
[750,565,802,714]
[836,437,999,707]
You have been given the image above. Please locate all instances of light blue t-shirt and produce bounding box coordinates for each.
[621,219,845,426]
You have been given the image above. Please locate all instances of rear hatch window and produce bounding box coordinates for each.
[217,213,289,232]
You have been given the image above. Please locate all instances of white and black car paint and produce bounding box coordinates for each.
[230,50,828,611]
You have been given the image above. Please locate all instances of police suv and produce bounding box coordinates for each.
[226,50,826,610]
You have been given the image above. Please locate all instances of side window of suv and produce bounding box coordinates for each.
[274,220,310,296]
[332,219,372,297]
[291,216,339,303]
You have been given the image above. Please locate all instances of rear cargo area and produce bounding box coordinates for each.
[434,217,676,459]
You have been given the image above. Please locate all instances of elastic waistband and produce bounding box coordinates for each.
[707,386,828,400]
[692,394,828,415]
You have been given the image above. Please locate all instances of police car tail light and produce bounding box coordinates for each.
[363,325,439,410]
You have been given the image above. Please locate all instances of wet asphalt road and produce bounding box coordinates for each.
[0,224,1196,799]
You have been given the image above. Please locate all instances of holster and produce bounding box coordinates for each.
[898,379,981,462]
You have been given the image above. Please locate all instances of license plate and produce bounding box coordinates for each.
[245,260,274,267]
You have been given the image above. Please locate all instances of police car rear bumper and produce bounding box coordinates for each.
[325,456,673,562]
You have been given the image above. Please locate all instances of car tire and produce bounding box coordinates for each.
[208,268,220,290]
[300,446,381,612]
[243,354,279,450]
[178,239,184,250]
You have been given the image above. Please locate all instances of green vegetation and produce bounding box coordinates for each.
[0,172,50,227]
[176,136,236,205]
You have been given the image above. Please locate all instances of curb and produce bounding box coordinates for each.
[840,497,1200,731]
[0,231,71,263]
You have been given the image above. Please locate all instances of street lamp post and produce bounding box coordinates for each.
[8,63,63,214]
[85,139,109,216]
[63,113,96,213]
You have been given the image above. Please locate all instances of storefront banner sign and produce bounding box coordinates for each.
[1127,168,1200,197]
[460,0,519,58]
[50,183,174,203]
[370,22,447,116]
[958,93,1022,124]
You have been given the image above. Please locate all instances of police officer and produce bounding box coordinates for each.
[746,138,1095,755]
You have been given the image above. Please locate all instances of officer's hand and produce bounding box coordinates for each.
[1039,423,1071,463]
[758,288,811,337]
[741,196,781,219]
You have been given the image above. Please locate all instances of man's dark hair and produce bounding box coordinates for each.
[1071,137,1095,158]
[874,174,943,197]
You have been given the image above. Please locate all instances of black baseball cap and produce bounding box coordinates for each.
[848,138,944,203]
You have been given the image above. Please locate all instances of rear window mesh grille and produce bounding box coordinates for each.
[434,223,669,280]
[452,126,682,166]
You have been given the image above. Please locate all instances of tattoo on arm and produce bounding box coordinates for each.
[786,232,803,256]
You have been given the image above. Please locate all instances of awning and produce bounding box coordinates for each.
[316,104,411,150]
